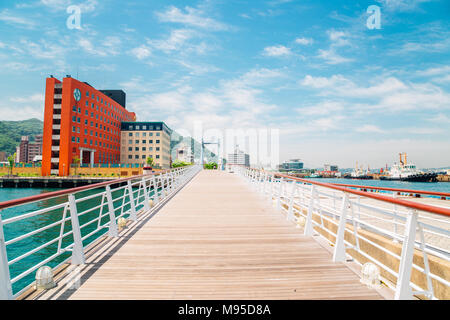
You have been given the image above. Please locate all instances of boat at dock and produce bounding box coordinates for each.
[380,153,438,182]
[349,162,373,180]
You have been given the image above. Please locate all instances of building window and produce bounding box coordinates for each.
[156,140,160,144]
[128,132,132,137]
[135,132,139,137]
[142,140,146,144]
[135,155,139,159]
[72,116,76,122]
[142,132,147,137]
[77,137,80,143]
[156,155,160,159]
[149,147,153,151]
[142,126,147,130]
[77,117,81,123]
[135,140,139,144]
[128,155,132,159]
[142,147,146,151]
[142,155,146,159]
[71,137,75,142]
[136,126,140,130]
[128,147,132,151]
[85,110,88,116]
[156,147,160,151]
[72,126,76,132]
[156,132,160,136]
[86,91,89,97]
[129,140,132,144]
[135,147,139,151]
[150,133,153,136]
[77,127,80,133]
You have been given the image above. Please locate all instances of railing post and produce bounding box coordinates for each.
[105,185,118,237]
[333,193,349,262]
[160,174,166,199]
[287,181,296,221]
[303,185,316,236]
[393,192,399,240]
[276,177,283,212]
[142,177,150,212]
[0,214,13,300]
[395,209,418,300]
[152,176,160,205]
[127,180,137,221]
[68,194,86,264]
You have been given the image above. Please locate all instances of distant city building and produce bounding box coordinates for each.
[227,147,250,167]
[175,142,194,163]
[18,136,29,163]
[120,122,172,169]
[280,159,304,172]
[42,76,136,176]
[28,134,43,163]
[324,164,339,172]
[15,146,20,163]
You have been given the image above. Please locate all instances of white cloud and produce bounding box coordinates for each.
[0,9,35,28]
[148,29,197,53]
[129,45,151,60]
[317,49,353,64]
[376,0,432,12]
[297,101,344,116]
[40,0,98,13]
[78,36,121,56]
[301,74,450,112]
[263,45,292,57]
[327,30,351,47]
[177,60,220,75]
[295,37,313,45]
[156,6,229,31]
[10,94,45,104]
[356,125,385,133]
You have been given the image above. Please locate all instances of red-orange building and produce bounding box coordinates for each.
[42,76,136,176]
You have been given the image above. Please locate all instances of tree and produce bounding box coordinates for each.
[7,153,15,176]
[171,160,191,168]
[72,155,80,176]
[204,162,218,170]
[146,157,154,167]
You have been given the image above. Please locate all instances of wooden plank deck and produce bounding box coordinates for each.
[32,170,383,300]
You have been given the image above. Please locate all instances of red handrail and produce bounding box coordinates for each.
[329,183,450,197]
[272,172,450,217]
[0,170,171,211]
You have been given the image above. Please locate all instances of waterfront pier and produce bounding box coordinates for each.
[0,167,449,300]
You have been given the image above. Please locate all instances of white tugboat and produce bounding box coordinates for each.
[350,162,373,179]
[380,153,437,182]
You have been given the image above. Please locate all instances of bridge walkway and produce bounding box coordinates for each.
[30,170,383,300]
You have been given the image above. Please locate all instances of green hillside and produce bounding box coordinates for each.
[0,118,44,156]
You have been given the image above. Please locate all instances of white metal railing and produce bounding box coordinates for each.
[237,167,450,300]
[0,165,201,299]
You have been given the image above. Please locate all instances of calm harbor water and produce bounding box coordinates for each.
[0,178,448,296]
[0,186,144,296]
[307,178,450,193]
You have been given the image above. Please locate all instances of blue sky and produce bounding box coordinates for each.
[0,0,449,168]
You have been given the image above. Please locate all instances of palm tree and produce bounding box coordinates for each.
[7,153,15,176]
[72,156,80,176]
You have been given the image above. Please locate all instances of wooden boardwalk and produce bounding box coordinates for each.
[30,170,383,300]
